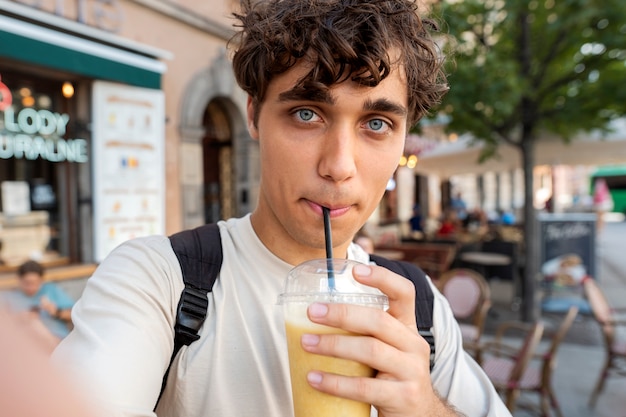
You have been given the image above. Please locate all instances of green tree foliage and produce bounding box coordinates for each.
[432,0,626,151]
[427,0,626,320]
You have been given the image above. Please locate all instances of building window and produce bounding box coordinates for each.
[0,67,86,267]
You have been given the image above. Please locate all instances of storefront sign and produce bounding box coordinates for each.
[11,0,123,33]
[0,74,88,163]
[0,135,88,162]
[3,107,69,135]
[0,76,11,111]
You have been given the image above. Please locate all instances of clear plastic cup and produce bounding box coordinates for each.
[278,259,389,417]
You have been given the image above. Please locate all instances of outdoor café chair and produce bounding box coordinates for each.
[480,321,545,413]
[583,278,626,407]
[437,268,491,361]
[478,306,578,417]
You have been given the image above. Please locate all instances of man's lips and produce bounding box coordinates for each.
[306,200,352,218]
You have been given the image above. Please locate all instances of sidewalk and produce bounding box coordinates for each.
[480,331,626,417]
[484,220,626,416]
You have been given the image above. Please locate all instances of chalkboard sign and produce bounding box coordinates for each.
[538,213,596,314]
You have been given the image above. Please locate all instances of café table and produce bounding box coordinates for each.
[459,252,512,267]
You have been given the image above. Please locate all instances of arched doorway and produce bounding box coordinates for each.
[203,98,234,223]
[178,49,258,230]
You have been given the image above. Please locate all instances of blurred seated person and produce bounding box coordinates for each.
[436,208,460,238]
[409,204,424,233]
[0,260,75,352]
[500,210,516,226]
[462,208,488,235]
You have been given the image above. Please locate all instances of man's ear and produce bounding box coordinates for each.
[246,96,259,141]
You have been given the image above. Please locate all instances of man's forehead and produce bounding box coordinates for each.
[272,61,408,104]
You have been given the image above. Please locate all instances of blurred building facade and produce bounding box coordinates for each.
[399,119,626,228]
[0,0,257,266]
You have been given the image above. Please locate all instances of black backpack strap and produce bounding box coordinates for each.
[157,223,223,408]
[369,255,436,370]
[170,223,223,349]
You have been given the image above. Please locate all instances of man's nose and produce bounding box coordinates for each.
[318,126,357,182]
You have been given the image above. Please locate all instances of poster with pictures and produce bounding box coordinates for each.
[92,81,165,262]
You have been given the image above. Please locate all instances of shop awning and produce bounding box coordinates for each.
[0,14,168,89]
[590,165,626,178]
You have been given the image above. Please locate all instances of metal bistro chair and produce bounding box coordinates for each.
[480,321,545,413]
[437,268,491,361]
[479,306,578,416]
[583,278,626,407]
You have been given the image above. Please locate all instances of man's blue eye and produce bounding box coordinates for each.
[369,119,385,130]
[298,109,315,121]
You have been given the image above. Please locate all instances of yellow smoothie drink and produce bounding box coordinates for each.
[285,318,374,417]
[279,259,388,417]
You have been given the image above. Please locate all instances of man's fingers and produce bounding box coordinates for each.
[305,370,423,413]
[301,330,428,378]
[352,264,418,327]
[307,302,420,353]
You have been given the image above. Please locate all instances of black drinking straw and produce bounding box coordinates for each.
[322,207,336,290]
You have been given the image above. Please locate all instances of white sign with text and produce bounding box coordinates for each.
[1,180,30,216]
[92,81,165,262]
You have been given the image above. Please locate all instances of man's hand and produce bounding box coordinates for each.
[39,296,59,317]
[303,263,460,417]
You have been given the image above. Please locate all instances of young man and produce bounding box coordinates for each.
[1,260,74,351]
[53,1,511,416]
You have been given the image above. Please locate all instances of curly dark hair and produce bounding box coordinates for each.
[230,0,448,128]
[18,259,44,278]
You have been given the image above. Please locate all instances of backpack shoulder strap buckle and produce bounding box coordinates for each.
[174,286,209,346]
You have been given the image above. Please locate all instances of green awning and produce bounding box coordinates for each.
[0,15,165,89]
[591,165,626,178]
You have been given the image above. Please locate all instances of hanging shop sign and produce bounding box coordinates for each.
[0,75,88,163]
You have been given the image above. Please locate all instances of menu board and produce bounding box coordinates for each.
[538,213,596,313]
[92,81,165,262]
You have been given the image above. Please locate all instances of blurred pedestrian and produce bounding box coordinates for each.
[593,178,613,233]
[449,192,467,220]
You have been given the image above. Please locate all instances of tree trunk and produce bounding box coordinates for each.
[520,139,540,322]
[518,8,541,322]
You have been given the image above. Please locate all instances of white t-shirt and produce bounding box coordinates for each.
[52,215,510,417]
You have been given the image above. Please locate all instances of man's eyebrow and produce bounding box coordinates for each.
[277,89,407,117]
[278,87,335,104]
[363,98,407,117]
